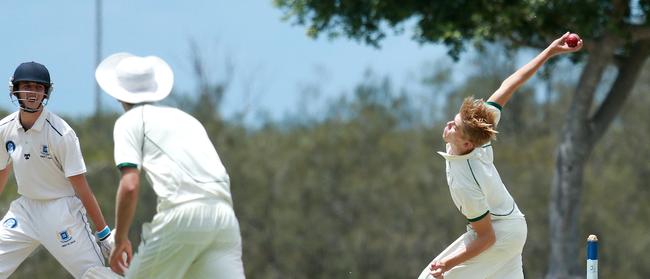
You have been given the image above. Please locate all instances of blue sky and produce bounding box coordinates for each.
[0,1,452,120]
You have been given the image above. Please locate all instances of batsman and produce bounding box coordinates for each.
[0,62,115,278]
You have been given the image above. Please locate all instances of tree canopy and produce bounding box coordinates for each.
[275,1,650,277]
[5,48,650,278]
[274,0,650,58]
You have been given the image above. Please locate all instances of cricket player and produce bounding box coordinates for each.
[95,53,246,278]
[0,62,115,278]
[419,33,583,278]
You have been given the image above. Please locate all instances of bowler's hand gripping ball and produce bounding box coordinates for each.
[566,33,580,48]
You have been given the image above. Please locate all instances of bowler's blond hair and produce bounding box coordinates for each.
[459,97,498,146]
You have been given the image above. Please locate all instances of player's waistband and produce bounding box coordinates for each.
[17,194,78,203]
[157,196,234,212]
[466,216,526,231]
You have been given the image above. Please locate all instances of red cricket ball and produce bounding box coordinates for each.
[566,33,580,48]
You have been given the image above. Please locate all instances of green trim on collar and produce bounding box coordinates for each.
[117,162,138,169]
[486,101,502,111]
[468,211,490,222]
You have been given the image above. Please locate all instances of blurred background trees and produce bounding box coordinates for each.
[274,1,650,277]
[3,44,650,278]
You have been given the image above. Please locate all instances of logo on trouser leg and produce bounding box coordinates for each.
[58,228,77,247]
[3,218,17,228]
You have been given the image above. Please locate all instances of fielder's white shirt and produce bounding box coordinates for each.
[0,109,86,199]
[438,102,524,222]
[113,104,232,211]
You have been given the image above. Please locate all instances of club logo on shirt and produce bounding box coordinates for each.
[58,228,76,247]
[40,145,52,159]
[5,141,15,154]
[3,218,17,229]
[58,230,71,242]
[23,153,30,160]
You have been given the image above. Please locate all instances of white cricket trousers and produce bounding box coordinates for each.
[418,218,527,279]
[0,196,105,278]
[125,199,245,279]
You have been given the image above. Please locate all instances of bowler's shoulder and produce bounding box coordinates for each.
[485,101,502,111]
[484,101,502,126]
[474,143,495,160]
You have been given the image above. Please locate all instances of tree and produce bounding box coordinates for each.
[273,1,650,277]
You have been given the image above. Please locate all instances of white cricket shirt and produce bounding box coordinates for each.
[437,102,524,222]
[0,109,86,199]
[113,104,232,211]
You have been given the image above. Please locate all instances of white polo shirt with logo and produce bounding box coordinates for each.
[113,104,232,211]
[437,102,524,222]
[0,109,86,199]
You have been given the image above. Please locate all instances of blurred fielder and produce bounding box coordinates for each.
[0,62,116,278]
[418,33,583,279]
[95,53,245,278]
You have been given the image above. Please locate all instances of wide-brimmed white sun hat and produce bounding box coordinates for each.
[95,52,174,104]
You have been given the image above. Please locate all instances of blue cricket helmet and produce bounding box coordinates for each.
[9,61,54,113]
[12,61,51,87]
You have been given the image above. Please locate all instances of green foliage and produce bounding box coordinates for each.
[3,51,650,278]
[229,80,458,278]
[579,63,650,278]
[273,1,650,277]
[274,0,648,58]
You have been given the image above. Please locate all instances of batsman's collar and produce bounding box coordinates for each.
[16,108,49,132]
[95,52,173,104]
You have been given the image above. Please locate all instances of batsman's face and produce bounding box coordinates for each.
[17,82,46,110]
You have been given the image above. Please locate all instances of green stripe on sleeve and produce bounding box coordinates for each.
[116,162,138,169]
[486,101,502,111]
[468,211,490,222]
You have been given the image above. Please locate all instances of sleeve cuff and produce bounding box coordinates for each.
[117,162,138,169]
[486,101,502,111]
[467,211,490,222]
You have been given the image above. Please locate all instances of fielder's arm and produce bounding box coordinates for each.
[0,164,12,196]
[110,167,140,274]
[487,32,582,108]
[114,167,140,243]
[69,174,109,231]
